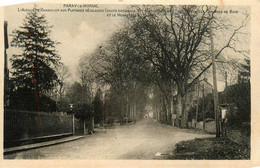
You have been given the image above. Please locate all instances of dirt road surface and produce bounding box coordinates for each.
[5,119,214,159]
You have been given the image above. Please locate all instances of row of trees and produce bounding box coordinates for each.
[83,5,250,127]
[83,31,151,123]
[8,5,250,128]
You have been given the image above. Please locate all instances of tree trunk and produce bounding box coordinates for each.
[195,84,199,129]
[202,84,205,131]
[167,103,171,125]
[121,96,124,121]
[130,100,133,121]
[176,94,182,127]
[162,96,168,123]
[170,96,174,125]
[125,90,129,124]
[87,117,94,133]
[133,98,136,123]
[155,104,158,120]
[180,93,188,128]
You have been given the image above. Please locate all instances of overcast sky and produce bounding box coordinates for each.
[4,3,250,91]
[4,3,127,81]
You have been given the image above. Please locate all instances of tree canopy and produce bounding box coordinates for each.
[11,8,61,94]
[9,8,61,111]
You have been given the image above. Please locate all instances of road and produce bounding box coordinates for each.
[5,119,214,159]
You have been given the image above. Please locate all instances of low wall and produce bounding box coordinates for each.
[4,110,74,147]
[74,118,84,135]
[188,119,216,133]
[187,119,250,145]
[205,120,216,133]
[196,121,204,130]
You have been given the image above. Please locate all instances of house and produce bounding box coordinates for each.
[185,78,213,107]
[172,78,213,127]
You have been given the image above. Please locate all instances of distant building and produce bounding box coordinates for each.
[185,78,213,107]
[171,78,213,126]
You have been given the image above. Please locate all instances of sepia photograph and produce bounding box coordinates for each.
[1,1,255,163]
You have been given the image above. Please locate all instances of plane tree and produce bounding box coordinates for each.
[127,5,249,127]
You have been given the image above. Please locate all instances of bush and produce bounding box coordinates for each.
[226,82,250,126]
[93,89,104,124]
[74,103,94,121]
[187,93,215,122]
[9,87,56,112]
[56,100,70,113]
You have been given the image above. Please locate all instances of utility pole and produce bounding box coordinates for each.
[195,83,199,129]
[210,20,221,137]
[202,84,205,131]
[224,71,228,88]
[103,89,105,128]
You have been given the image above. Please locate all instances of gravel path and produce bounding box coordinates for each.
[4,119,214,159]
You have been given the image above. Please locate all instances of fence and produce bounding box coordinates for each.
[188,119,216,133]
[187,119,250,146]
[4,109,74,148]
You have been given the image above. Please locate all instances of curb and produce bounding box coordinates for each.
[4,136,84,154]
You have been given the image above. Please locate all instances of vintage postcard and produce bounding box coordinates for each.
[0,0,259,167]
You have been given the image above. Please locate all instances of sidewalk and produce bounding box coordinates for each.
[4,135,84,154]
